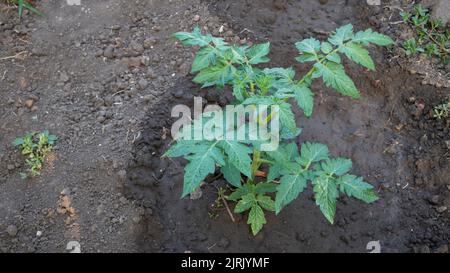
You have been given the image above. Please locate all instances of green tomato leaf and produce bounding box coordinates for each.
[257,195,276,212]
[298,142,329,167]
[228,184,253,201]
[246,42,271,64]
[329,24,354,46]
[191,47,218,73]
[12,138,24,147]
[321,42,333,54]
[181,142,224,197]
[222,162,242,188]
[293,84,314,117]
[353,29,394,46]
[295,38,321,55]
[275,173,308,214]
[295,53,317,63]
[248,204,266,236]
[314,62,360,99]
[278,102,298,135]
[326,52,341,63]
[254,183,278,195]
[337,175,379,203]
[218,141,253,178]
[267,163,283,182]
[321,158,352,176]
[173,27,212,47]
[313,174,338,224]
[234,193,256,213]
[339,42,375,70]
[193,64,236,87]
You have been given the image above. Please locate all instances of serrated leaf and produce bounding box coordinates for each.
[298,142,329,167]
[340,42,375,70]
[338,175,379,203]
[329,24,354,46]
[242,96,276,106]
[284,142,300,160]
[193,64,236,87]
[278,102,298,135]
[275,173,308,214]
[248,204,266,235]
[264,67,296,89]
[321,158,352,176]
[257,195,275,212]
[267,163,283,182]
[228,184,253,201]
[321,42,333,54]
[295,38,321,55]
[353,29,394,46]
[293,84,314,117]
[229,46,247,64]
[254,183,278,195]
[191,47,217,73]
[246,42,271,64]
[218,141,252,178]
[232,83,246,101]
[234,193,256,213]
[313,174,338,224]
[163,140,200,158]
[12,138,24,147]
[326,52,341,63]
[222,162,242,187]
[280,127,302,141]
[314,62,360,99]
[183,155,215,198]
[173,27,212,47]
[295,53,317,63]
[181,142,224,197]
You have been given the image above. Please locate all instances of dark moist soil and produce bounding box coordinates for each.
[0,0,449,253]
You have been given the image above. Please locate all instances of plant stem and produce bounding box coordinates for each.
[251,149,261,181]
[259,159,275,165]
[221,196,236,223]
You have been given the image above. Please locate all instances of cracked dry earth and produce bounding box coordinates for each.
[0,0,449,253]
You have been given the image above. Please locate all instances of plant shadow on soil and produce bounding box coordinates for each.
[123,0,449,253]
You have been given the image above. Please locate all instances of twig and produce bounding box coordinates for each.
[0,51,28,61]
[220,195,235,223]
[1,70,6,81]
[388,20,404,25]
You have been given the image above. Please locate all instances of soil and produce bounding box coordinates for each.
[0,0,449,253]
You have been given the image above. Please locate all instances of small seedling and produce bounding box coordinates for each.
[209,187,226,219]
[400,4,449,65]
[5,0,44,18]
[13,130,57,179]
[165,24,393,235]
[433,102,450,120]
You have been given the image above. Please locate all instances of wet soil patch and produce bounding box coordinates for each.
[122,0,449,253]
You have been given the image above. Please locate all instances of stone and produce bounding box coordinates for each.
[138,79,148,90]
[6,225,18,237]
[422,0,450,24]
[103,46,114,59]
[24,99,34,109]
[435,245,449,253]
[429,195,440,205]
[122,57,142,68]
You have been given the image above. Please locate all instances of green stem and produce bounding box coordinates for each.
[259,159,275,165]
[250,149,261,181]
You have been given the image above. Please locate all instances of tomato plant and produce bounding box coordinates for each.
[165,24,393,235]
